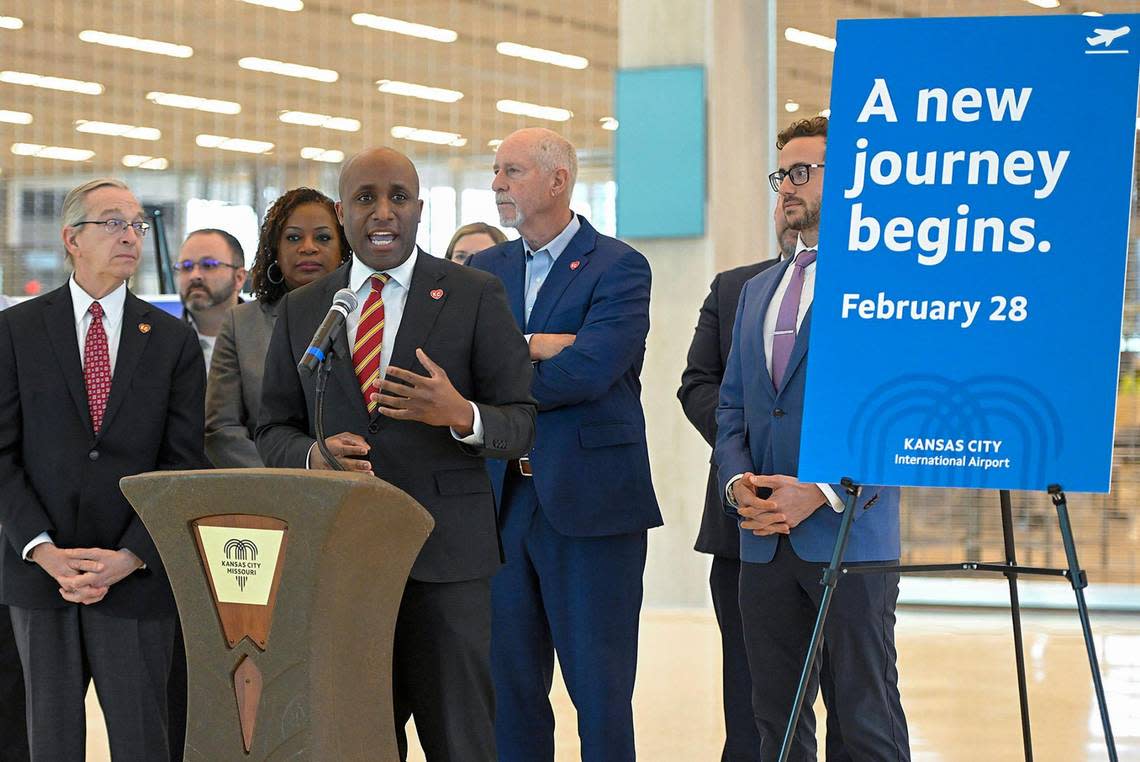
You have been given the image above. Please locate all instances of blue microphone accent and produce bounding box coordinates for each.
[305,347,326,362]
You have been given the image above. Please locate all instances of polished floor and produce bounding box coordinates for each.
[83,607,1140,761]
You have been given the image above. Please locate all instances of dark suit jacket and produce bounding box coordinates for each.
[715,261,900,564]
[678,260,780,558]
[0,283,207,617]
[256,254,536,582]
[468,216,662,537]
[206,299,278,467]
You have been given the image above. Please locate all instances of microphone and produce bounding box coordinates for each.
[298,288,359,374]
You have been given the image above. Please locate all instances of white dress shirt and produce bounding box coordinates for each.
[726,236,843,514]
[24,277,128,560]
[306,251,482,467]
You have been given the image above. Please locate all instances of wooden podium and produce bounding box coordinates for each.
[120,468,434,761]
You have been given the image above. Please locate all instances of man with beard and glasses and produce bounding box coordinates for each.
[175,229,247,370]
[715,117,910,761]
[468,127,661,762]
[257,147,535,761]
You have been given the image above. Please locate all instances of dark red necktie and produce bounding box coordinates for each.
[84,301,111,434]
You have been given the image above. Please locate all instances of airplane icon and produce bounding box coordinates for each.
[1087,26,1131,47]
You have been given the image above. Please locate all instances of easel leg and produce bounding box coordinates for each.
[777,479,860,762]
[1048,485,1118,762]
[1000,489,1034,762]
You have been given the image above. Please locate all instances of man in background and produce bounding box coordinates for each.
[176,228,246,370]
[0,177,206,759]
[469,127,661,762]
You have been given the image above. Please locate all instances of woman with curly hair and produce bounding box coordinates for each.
[205,187,350,466]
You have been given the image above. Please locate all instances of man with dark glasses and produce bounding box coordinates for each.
[174,229,247,370]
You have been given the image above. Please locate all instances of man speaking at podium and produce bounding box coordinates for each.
[0,177,207,760]
[716,118,911,761]
[257,147,535,761]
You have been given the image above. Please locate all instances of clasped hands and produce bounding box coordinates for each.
[31,543,144,605]
[314,348,474,473]
[731,473,826,536]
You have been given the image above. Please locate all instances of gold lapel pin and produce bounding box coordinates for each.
[138,323,151,333]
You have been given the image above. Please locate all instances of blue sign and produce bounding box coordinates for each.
[798,14,1140,493]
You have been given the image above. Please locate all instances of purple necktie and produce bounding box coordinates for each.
[771,249,817,390]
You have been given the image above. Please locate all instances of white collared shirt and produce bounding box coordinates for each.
[24,277,129,560]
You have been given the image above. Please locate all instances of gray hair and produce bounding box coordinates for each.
[60,177,130,228]
[533,132,578,194]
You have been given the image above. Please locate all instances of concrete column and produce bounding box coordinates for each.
[618,0,777,608]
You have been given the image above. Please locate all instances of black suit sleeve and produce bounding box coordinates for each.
[677,273,724,448]
[465,275,536,460]
[256,294,319,468]
[117,326,207,562]
[0,311,53,552]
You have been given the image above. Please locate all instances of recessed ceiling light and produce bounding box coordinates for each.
[390,126,466,147]
[819,108,831,118]
[785,100,800,113]
[11,143,94,161]
[146,91,241,115]
[488,139,503,149]
[78,30,192,58]
[1082,11,1104,16]
[496,99,573,122]
[196,134,274,154]
[784,27,836,53]
[279,111,360,132]
[1024,0,1060,7]
[75,120,161,140]
[0,110,33,125]
[0,70,103,95]
[240,0,303,10]
[122,154,169,170]
[300,147,345,163]
[376,80,464,103]
[599,117,618,131]
[495,41,588,70]
[350,13,457,43]
[238,56,337,83]
[0,16,23,30]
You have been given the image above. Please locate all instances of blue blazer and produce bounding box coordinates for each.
[714,260,900,564]
[469,216,662,537]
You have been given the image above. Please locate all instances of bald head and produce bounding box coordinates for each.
[336,146,424,271]
[491,128,578,248]
[502,128,578,193]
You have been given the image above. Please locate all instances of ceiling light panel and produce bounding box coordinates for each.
[12,143,94,161]
[75,120,161,140]
[122,154,169,170]
[784,27,836,53]
[0,70,103,95]
[279,111,360,131]
[196,134,274,154]
[496,42,588,70]
[599,117,618,131]
[377,80,463,103]
[146,91,241,115]
[496,99,573,122]
[239,57,338,83]
[0,110,33,125]
[78,30,193,58]
[0,16,23,30]
[240,0,303,10]
[390,126,466,147]
[300,147,344,163]
[350,13,457,43]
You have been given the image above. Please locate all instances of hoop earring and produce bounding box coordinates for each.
[266,260,285,285]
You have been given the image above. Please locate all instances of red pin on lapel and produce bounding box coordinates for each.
[430,288,444,300]
[569,260,581,270]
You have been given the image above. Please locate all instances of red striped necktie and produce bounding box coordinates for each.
[353,273,390,413]
[84,301,111,434]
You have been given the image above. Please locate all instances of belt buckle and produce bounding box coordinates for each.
[517,455,533,477]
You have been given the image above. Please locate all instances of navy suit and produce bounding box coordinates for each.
[469,216,661,762]
[715,260,910,761]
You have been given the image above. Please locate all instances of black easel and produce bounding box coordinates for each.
[776,484,1118,762]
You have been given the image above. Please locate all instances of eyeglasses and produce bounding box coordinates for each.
[172,258,240,273]
[73,218,151,238]
[768,163,825,192]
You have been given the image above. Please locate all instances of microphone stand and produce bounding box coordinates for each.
[314,348,345,471]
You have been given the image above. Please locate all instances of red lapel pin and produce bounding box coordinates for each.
[138,323,151,333]
[569,260,581,270]
[430,288,444,300]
